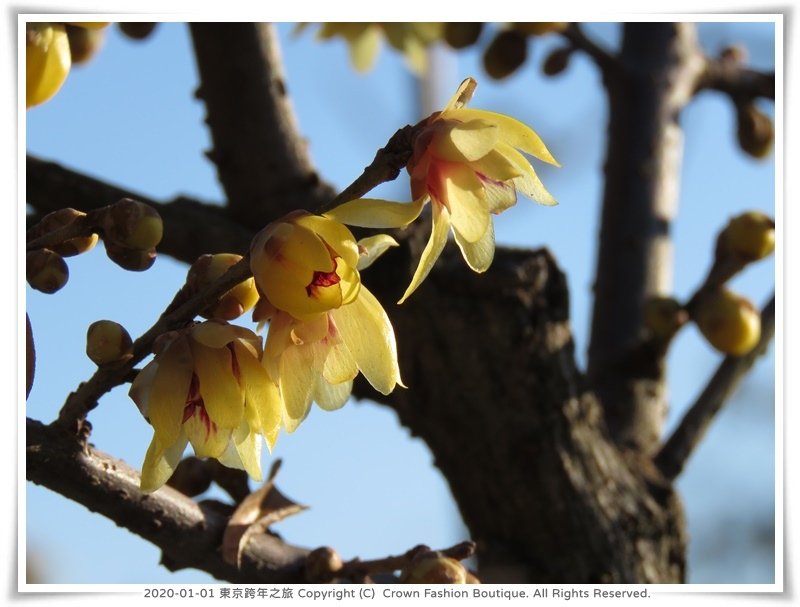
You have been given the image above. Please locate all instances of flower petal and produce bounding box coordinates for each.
[442,77,477,112]
[482,179,518,214]
[445,163,490,243]
[325,197,426,229]
[398,203,451,304]
[218,419,263,481]
[496,142,557,205]
[148,337,193,446]
[279,343,318,432]
[129,360,159,419]
[295,214,360,268]
[434,119,499,163]
[332,286,402,394]
[313,377,353,411]
[349,24,381,72]
[322,338,359,385]
[445,108,560,166]
[191,340,244,429]
[356,234,399,270]
[454,216,496,273]
[187,418,232,459]
[190,321,237,349]
[140,432,188,494]
[469,148,524,182]
[233,341,282,449]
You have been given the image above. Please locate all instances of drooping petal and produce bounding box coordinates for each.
[129,360,159,419]
[233,341,282,449]
[496,142,557,205]
[218,419,263,481]
[148,337,193,446]
[186,415,232,459]
[433,119,499,163]
[356,234,399,270]
[191,340,244,429]
[313,377,353,411]
[481,178,518,214]
[398,203,451,304]
[445,108,560,166]
[441,77,477,112]
[263,312,293,381]
[140,432,188,494]
[332,286,402,394]
[444,163,490,243]
[325,197,426,229]
[454,216,496,273]
[279,343,319,432]
[322,337,359,385]
[290,312,328,345]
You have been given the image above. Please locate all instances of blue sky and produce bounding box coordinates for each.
[23,20,778,585]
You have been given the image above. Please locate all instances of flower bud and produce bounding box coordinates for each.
[66,24,105,64]
[34,208,99,257]
[27,249,68,293]
[401,551,467,584]
[695,289,761,356]
[644,296,688,340]
[305,547,344,582]
[105,241,157,271]
[86,320,133,365]
[542,46,572,76]
[27,23,71,108]
[187,253,259,321]
[719,44,747,64]
[443,23,483,49]
[483,30,528,80]
[512,22,569,36]
[102,198,163,250]
[720,211,775,262]
[118,22,158,40]
[736,104,773,159]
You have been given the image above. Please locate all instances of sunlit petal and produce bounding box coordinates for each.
[140,432,188,494]
[313,377,353,411]
[434,120,499,163]
[454,216,496,273]
[233,341,282,449]
[356,234,399,270]
[148,337,193,446]
[280,344,318,432]
[349,25,381,72]
[442,77,477,112]
[445,163,490,243]
[469,148,524,182]
[325,197,426,229]
[296,214,360,268]
[399,203,451,304]
[446,108,560,166]
[496,142,557,205]
[190,340,244,429]
[332,286,402,394]
[129,360,158,419]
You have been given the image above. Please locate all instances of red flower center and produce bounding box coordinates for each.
[306,269,340,297]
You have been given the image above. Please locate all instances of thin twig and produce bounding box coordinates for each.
[560,23,617,74]
[696,58,775,101]
[654,294,775,481]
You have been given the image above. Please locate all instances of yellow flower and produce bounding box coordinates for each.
[327,77,559,303]
[129,321,282,493]
[250,212,403,431]
[26,23,71,108]
[304,22,442,74]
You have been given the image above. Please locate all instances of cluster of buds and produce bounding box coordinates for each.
[186,253,259,321]
[483,23,569,80]
[26,21,108,108]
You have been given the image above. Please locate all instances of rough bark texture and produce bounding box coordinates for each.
[588,24,706,453]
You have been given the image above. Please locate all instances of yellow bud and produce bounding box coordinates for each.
[512,22,569,36]
[102,198,163,250]
[695,289,761,356]
[401,551,467,584]
[644,296,688,340]
[27,23,71,108]
[27,249,69,293]
[542,46,572,77]
[86,320,133,365]
[34,208,99,257]
[305,547,344,581]
[483,30,528,80]
[104,241,157,271]
[443,23,483,49]
[720,211,775,262]
[187,253,259,321]
[736,104,773,159]
[66,24,105,65]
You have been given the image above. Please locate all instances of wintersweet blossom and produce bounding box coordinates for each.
[130,321,281,493]
[250,211,403,431]
[327,77,559,303]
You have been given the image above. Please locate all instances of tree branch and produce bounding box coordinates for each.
[654,294,775,481]
[696,58,775,101]
[189,23,335,225]
[587,23,706,454]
